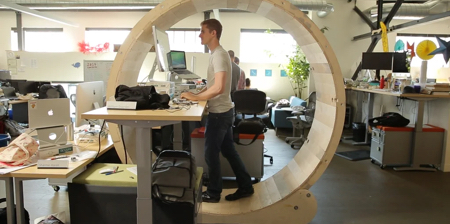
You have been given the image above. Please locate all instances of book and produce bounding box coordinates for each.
[431,91,450,95]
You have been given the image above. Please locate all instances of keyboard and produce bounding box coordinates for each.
[174,70,194,74]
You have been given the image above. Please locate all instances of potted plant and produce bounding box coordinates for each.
[285,45,310,99]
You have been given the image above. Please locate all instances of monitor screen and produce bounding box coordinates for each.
[152,26,171,72]
[18,81,39,95]
[392,52,409,73]
[75,81,104,127]
[6,79,27,92]
[168,51,187,70]
[361,52,393,70]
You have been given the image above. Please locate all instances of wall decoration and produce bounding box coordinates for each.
[78,41,110,54]
[428,37,450,64]
[265,69,272,77]
[416,40,436,60]
[72,62,81,68]
[250,69,257,77]
[394,40,405,52]
[407,42,416,59]
[281,69,287,77]
[380,22,389,52]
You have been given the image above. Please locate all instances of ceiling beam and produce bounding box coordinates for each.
[0,0,78,27]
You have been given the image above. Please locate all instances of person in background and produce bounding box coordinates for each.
[245,78,252,89]
[227,50,243,96]
[234,56,240,65]
[180,19,254,203]
[234,56,246,90]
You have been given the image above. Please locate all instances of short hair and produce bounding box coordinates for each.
[228,50,235,58]
[234,57,240,64]
[200,19,223,40]
[245,78,251,87]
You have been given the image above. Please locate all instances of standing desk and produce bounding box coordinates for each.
[81,102,207,224]
[351,88,450,171]
[11,135,114,224]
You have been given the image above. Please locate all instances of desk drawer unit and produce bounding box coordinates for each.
[191,128,264,180]
[370,124,444,168]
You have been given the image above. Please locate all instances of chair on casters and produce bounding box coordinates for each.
[285,92,316,149]
[233,90,273,165]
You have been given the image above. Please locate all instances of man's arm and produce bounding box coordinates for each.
[181,72,226,101]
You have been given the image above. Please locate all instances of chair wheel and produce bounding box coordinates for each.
[270,158,273,164]
[285,139,290,143]
[380,164,386,169]
[53,186,60,192]
[253,178,260,184]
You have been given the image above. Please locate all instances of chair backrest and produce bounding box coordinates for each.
[233,90,266,115]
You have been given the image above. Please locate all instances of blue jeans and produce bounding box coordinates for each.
[205,108,253,197]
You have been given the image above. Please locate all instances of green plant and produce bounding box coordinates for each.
[285,45,310,98]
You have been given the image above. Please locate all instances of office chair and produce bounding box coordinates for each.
[285,91,316,149]
[233,89,273,164]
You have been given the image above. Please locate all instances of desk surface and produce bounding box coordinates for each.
[82,101,207,122]
[11,135,114,179]
[9,99,29,105]
[351,87,450,99]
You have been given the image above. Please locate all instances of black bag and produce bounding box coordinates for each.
[233,117,267,146]
[0,198,30,224]
[152,150,196,202]
[369,112,410,127]
[115,85,170,110]
[38,84,67,99]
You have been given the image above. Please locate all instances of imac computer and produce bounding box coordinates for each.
[362,52,393,70]
[18,81,39,95]
[152,25,171,73]
[75,81,104,127]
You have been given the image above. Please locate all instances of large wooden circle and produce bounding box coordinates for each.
[107,0,345,221]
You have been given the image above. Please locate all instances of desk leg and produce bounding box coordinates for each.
[14,178,25,224]
[353,92,373,146]
[136,127,153,224]
[173,122,183,150]
[1,177,15,224]
[394,100,436,171]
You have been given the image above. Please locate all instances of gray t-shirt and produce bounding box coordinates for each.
[230,62,240,93]
[207,45,233,113]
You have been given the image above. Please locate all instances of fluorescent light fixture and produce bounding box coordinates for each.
[371,13,424,20]
[0,0,79,27]
[29,6,155,10]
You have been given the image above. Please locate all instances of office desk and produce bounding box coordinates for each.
[82,102,206,224]
[11,135,114,224]
[351,88,450,171]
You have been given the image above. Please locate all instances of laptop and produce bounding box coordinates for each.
[28,98,71,129]
[167,51,201,79]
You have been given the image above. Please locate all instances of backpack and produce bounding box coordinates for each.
[369,112,410,127]
[152,150,196,203]
[38,84,67,99]
[115,85,170,110]
[233,117,267,146]
[0,198,30,224]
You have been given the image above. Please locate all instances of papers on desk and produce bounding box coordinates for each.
[127,166,137,176]
[0,164,35,175]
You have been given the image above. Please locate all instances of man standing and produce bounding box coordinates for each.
[228,50,245,93]
[181,19,254,203]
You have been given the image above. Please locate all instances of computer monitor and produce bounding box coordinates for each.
[6,79,27,92]
[362,52,393,70]
[392,52,409,73]
[18,81,39,95]
[167,51,187,70]
[152,25,171,72]
[75,81,104,127]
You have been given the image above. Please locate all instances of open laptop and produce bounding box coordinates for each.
[28,98,71,129]
[167,51,201,79]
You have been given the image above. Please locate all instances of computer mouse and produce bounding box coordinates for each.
[99,168,114,174]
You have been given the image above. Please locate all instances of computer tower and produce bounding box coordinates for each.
[344,105,352,129]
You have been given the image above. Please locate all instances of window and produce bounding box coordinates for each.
[85,28,132,52]
[85,28,203,53]
[10,28,65,52]
[240,29,297,64]
[167,28,203,52]
[396,34,450,78]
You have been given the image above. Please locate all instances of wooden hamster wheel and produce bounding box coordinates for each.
[106,0,345,223]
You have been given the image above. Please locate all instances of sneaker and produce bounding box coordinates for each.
[202,191,220,203]
[225,187,254,201]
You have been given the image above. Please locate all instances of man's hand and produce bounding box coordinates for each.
[180,92,197,101]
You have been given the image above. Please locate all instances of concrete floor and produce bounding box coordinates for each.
[11,129,450,223]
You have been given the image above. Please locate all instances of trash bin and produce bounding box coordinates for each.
[352,122,366,142]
